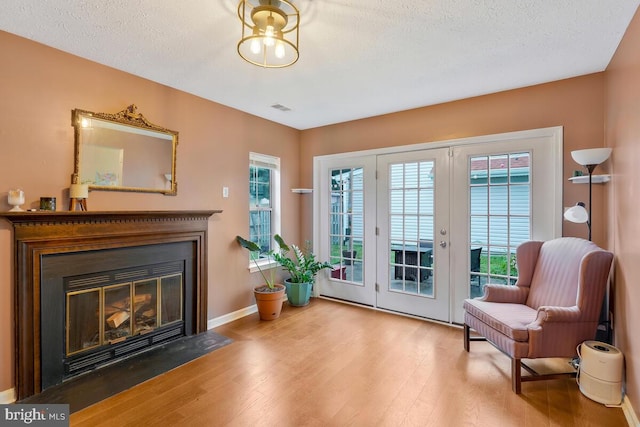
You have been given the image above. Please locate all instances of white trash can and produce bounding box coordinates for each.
[578,341,624,405]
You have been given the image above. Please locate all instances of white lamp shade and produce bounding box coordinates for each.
[571,148,612,166]
[69,183,89,199]
[564,204,589,224]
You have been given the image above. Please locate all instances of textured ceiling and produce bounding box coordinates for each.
[1,1,638,130]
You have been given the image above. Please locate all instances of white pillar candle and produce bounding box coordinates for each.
[8,189,25,211]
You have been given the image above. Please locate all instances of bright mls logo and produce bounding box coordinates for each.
[0,404,69,426]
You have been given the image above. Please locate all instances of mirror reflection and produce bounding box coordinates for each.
[72,105,178,195]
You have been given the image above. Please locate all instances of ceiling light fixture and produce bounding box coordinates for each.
[237,0,300,68]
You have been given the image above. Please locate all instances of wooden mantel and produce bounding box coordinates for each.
[0,210,221,400]
[1,210,220,234]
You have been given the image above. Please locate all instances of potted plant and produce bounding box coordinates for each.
[271,234,332,307]
[236,236,286,321]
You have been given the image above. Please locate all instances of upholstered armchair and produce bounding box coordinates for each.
[463,237,614,393]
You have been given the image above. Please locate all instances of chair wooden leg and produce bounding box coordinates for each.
[464,324,470,352]
[512,358,522,394]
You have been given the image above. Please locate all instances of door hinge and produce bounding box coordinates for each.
[375,227,379,236]
[375,170,379,179]
[375,283,379,292]
[448,147,454,157]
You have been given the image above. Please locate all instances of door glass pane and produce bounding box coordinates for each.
[66,289,100,356]
[161,274,183,325]
[489,186,508,215]
[104,283,132,343]
[133,279,158,334]
[469,153,530,298]
[390,190,403,214]
[389,161,434,297]
[329,168,364,284]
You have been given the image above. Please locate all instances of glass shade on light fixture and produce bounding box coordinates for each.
[564,202,589,224]
[237,0,300,68]
[571,148,612,167]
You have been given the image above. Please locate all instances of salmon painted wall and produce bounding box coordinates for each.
[2,22,632,407]
[0,31,301,393]
[605,7,640,413]
[300,74,608,247]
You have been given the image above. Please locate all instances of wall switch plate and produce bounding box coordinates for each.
[223,187,229,198]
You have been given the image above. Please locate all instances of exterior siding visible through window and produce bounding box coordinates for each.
[385,154,531,252]
[249,153,280,258]
[469,153,531,291]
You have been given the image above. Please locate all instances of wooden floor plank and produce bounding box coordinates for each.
[70,299,628,426]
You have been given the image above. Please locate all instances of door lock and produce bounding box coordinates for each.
[439,240,447,248]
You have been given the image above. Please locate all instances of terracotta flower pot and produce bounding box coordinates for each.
[254,284,286,320]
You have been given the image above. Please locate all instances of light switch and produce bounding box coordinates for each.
[223,187,229,198]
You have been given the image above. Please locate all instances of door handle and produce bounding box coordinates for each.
[439,241,447,248]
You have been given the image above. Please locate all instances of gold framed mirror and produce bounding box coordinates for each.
[72,105,178,195]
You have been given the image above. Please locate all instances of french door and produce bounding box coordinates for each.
[449,135,560,322]
[316,155,377,306]
[375,149,450,321]
[314,127,562,323]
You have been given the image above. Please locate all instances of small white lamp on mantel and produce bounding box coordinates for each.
[564,148,612,241]
[69,183,89,211]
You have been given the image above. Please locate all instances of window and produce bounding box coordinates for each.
[249,152,280,265]
[469,152,530,297]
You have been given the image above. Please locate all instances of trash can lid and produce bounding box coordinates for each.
[584,340,620,354]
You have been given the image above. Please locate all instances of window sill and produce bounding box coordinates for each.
[248,259,278,273]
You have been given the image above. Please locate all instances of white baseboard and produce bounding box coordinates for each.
[622,395,640,427]
[207,304,257,330]
[0,387,16,404]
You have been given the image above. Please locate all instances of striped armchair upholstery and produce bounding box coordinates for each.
[463,237,613,393]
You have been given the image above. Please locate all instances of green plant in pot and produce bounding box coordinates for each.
[236,236,286,321]
[271,234,332,307]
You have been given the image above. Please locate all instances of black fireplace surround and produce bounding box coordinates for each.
[40,242,194,390]
[0,210,218,400]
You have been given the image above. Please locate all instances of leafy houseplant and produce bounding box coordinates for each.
[271,234,332,306]
[236,235,285,320]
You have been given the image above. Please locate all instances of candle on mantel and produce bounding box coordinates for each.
[8,189,25,211]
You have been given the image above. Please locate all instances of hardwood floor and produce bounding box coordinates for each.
[71,299,628,426]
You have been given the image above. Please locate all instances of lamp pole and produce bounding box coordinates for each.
[586,164,597,241]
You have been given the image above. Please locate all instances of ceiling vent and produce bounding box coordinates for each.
[271,103,291,112]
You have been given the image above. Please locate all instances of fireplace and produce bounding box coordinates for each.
[40,243,195,390]
[1,210,219,400]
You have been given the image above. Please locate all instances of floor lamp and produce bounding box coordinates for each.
[564,147,612,344]
[564,148,612,241]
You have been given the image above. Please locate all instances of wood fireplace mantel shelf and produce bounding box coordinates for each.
[1,210,221,240]
[1,209,221,228]
[1,210,221,222]
[2,209,221,400]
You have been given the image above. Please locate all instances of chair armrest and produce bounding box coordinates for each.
[479,284,529,304]
[529,305,581,327]
[527,305,587,357]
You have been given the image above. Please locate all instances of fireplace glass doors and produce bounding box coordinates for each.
[66,274,183,356]
[37,241,198,392]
